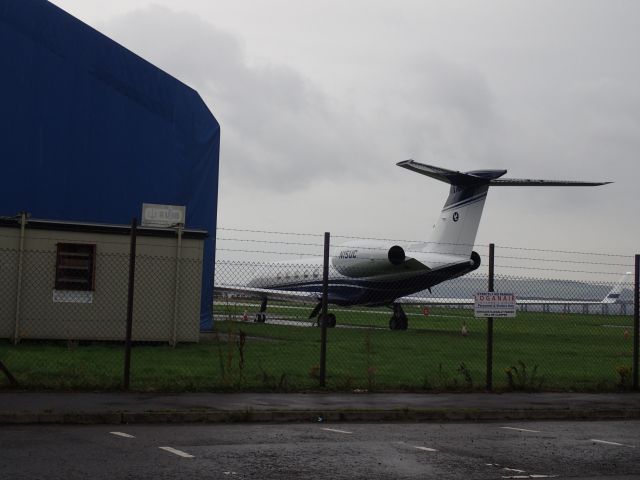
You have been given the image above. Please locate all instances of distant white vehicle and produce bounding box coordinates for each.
[216,160,611,330]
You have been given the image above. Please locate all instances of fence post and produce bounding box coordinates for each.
[486,243,495,391]
[634,254,639,391]
[124,218,138,390]
[171,222,183,347]
[13,212,27,345]
[319,232,330,388]
[0,360,18,387]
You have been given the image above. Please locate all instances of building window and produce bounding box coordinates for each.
[55,243,96,291]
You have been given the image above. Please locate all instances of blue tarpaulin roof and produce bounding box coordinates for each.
[0,0,220,329]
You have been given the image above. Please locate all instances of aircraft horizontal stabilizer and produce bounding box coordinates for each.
[397,159,612,187]
[396,160,506,185]
[490,178,612,187]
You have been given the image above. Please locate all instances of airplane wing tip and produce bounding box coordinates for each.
[396,159,414,166]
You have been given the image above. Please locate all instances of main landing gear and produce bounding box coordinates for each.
[317,312,337,328]
[389,303,408,330]
[254,298,268,323]
[309,301,337,328]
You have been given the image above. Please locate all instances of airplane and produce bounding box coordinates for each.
[217,272,631,327]
[215,160,612,330]
[598,272,632,304]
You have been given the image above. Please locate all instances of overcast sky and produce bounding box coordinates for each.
[51,0,640,279]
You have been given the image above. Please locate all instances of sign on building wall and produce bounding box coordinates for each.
[52,290,93,304]
[474,292,516,318]
[141,203,186,228]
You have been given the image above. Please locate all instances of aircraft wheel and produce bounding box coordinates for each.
[389,315,408,330]
[317,313,337,328]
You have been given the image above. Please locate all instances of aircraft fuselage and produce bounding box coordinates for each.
[247,249,480,307]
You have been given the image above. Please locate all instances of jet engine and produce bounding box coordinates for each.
[332,241,408,277]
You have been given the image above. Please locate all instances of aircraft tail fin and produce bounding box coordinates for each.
[601,272,632,304]
[397,160,611,257]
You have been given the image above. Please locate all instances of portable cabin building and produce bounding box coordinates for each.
[0,217,206,343]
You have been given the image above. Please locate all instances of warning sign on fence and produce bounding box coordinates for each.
[474,292,517,318]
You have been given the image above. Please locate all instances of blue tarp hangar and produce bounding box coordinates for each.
[0,0,220,329]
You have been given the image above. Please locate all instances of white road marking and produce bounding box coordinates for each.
[501,476,557,479]
[414,446,438,452]
[321,427,353,434]
[591,439,635,448]
[159,446,195,458]
[489,462,556,479]
[109,432,135,438]
[500,427,540,433]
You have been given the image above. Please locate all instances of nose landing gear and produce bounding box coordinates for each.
[254,297,268,323]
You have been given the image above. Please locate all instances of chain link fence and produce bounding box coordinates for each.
[1,228,638,392]
[213,265,635,392]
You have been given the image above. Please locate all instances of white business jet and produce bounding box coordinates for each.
[215,160,611,329]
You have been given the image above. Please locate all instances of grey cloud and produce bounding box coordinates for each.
[50,0,638,266]
[100,5,521,195]
[98,2,637,224]
[382,56,512,170]
[102,6,377,192]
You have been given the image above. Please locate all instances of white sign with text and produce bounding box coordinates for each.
[52,290,93,304]
[474,292,516,318]
[141,203,186,227]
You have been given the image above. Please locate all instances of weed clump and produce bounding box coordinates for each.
[615,365,632,390]
[505,360,544,391]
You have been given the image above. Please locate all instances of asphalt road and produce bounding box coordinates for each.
[1,420,639,479]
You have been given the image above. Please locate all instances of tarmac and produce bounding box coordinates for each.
[1,391,640,425]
